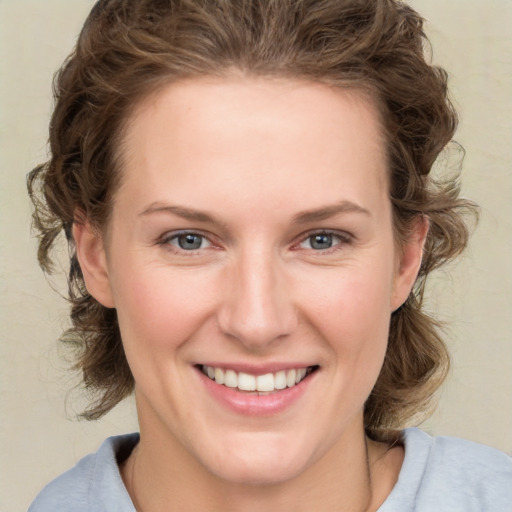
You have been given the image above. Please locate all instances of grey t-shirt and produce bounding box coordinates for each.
[29,428,512,511]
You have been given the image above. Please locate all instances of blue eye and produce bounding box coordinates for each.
[310,233,334,250]
[168,233,211,251]
[299,232,346,251]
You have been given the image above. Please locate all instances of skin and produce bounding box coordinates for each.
[74,77,427,511]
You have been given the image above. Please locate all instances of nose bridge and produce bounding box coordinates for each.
[217,244,296,348]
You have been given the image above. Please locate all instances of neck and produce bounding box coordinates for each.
[121,418,401,512]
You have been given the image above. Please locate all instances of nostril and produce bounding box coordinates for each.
[216,303,299,349]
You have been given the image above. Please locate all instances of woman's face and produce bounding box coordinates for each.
[78,77,423,484]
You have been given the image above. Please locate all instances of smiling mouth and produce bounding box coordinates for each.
[198,365,319,394]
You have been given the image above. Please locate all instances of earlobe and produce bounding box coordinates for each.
[73,219,115,308]
[391,216,429,311]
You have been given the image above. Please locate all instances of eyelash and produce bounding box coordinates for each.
[158,230,353,255]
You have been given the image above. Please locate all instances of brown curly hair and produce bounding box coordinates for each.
[28,0,477,441]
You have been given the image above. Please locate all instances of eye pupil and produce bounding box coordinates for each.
[311,233,333,250]
[178,234,203,250]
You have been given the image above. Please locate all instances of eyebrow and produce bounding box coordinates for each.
[139,200,370,225]
[139,203,222,224]
[291,201,371,225]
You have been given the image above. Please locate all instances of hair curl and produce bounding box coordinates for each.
[28,0,477,440]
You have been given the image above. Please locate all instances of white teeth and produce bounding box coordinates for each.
[274,370,287,390]
[202,365,313,392]
[256,373,274,392]
[224,369,238,388]
[238,372,256,391]
[214,367,225,385]
[286,369,296,388]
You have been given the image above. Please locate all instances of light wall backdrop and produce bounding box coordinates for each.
[1,1,511,510]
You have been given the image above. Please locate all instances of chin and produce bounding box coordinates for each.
[211,457,306,486]
[200,433,314,486]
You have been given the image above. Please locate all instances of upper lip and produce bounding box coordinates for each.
[195,362,317,376]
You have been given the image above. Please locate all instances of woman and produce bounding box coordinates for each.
[27,0,511,510]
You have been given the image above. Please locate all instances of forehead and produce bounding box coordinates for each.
[116,76,389,216]
[125,76,385,150]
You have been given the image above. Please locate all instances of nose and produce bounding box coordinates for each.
[216,248,298,350]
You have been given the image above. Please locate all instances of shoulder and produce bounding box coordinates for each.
[28,433,138,512]
[380,428,512,511]
[405,427,512,481]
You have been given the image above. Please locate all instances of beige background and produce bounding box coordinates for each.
[1,1,511,510]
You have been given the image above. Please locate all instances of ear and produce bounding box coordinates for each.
[73,218,115,308]
[391,216,429,311]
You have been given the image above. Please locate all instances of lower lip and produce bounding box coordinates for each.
[196,368,314,416]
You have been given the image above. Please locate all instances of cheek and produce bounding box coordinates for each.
[111,266,216,353]
[298,263,395,350]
